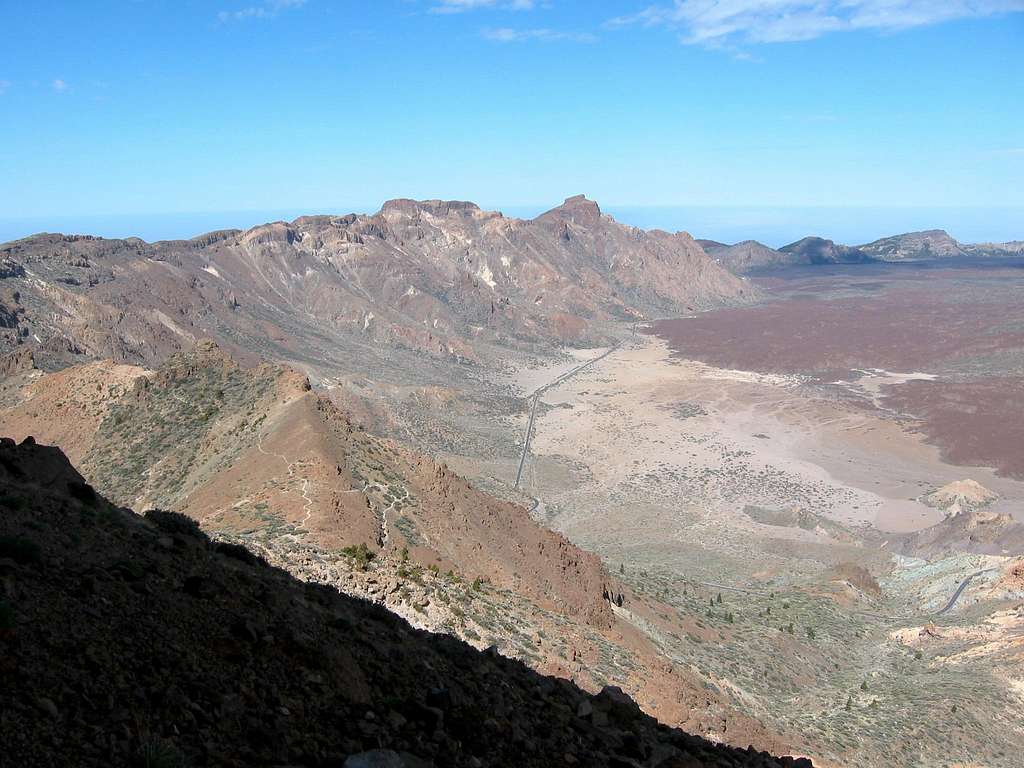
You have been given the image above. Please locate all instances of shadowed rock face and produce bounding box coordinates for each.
[0,196,754,371]
[0,436,811,768]
[778,237,873,265]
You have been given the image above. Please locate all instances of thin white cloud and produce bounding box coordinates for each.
[218,0,306,23]
[0,80,10,95]
[431,0,536,14]
[52,79,68,93]
[607,0,1024,47]
[482,26,596,42]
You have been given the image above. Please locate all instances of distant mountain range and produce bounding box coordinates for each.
[0,195,753,371]
[700,229,1023,274]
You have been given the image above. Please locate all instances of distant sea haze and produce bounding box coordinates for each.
[1,205,1021,249]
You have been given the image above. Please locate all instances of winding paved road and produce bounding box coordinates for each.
[934,568,995,616]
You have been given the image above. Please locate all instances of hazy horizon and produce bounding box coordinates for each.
[2,203,1021,250]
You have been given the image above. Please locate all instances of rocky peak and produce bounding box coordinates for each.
[536,195,603,228]
[239,221,297,248]
[0,435,91,496]
[858,229,965,260]
[380,199,483,219]
[150,338,239,386]
[187,229,241,248]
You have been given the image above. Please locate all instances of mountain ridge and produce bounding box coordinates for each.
[698,229,1022,274]
[0,196,754,374]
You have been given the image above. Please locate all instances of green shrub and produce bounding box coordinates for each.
[341,543,374,570]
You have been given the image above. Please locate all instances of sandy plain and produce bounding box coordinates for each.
[512,335,1024,583]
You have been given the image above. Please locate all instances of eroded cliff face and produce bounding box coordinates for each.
[0,196,755,371]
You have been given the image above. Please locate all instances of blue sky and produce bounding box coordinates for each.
[1,1,1022,244]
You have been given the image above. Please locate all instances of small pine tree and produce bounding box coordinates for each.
[726,612,734,624]
[716,593,723,605]
[845,696,853,711]
[861,680,869,691]
[619,563,625,574]
[786,623,794,634]
[806,627,816,640]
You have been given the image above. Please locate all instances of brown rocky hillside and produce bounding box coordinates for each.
[0,436,810,768]
[0,346,797,754]
[0,341,613,626]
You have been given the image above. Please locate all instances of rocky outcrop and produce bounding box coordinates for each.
[923,479,999,518]
[858,230,966,261]
[0,258,25,279]
[0,348,34,378]
[963,240,1024,257]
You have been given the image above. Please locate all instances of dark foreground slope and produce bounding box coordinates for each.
[0,437,810,768]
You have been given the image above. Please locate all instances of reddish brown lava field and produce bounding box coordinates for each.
[652,261,1024,479]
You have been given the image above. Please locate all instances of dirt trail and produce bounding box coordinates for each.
[378,488,409,549]
[255,433,316,529]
